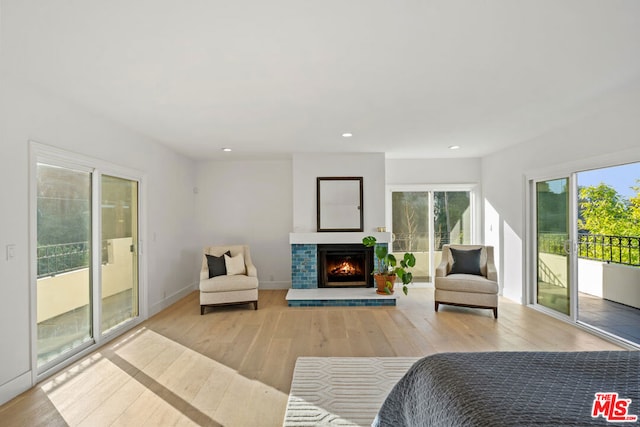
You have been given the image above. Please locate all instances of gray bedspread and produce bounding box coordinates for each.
[373,351,639,427]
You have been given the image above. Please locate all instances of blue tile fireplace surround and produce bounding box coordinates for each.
[291,244,318,289]
[287,232,397,307]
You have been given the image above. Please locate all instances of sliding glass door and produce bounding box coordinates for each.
[36,164,93,368]
[34,151,141,374]
[390,188,473,282]
[101,175,139,335]
[391,191,430,280]
[532,165,640,348]
[535,178,572,316]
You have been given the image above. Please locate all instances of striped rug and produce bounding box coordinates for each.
[283,357,420,427]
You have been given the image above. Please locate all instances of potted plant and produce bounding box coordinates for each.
[362,236,416,295]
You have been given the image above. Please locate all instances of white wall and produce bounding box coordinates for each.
[292,153,386,233]
[195,159,293,288]
[194,154,392,289]
[0,74,198,403]
[482,78,640,303]
[386,158,481,185]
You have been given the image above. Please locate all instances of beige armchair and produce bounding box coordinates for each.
[434,244,499,318]
[199,245,258,314]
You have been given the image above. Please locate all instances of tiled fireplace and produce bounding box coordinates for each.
[290,243,319,289]
[288,232,396,306]
[317,243,373,288]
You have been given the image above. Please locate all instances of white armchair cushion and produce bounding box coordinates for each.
[436,274,499,294]
[224,253,246,275]
[200,274,258,292]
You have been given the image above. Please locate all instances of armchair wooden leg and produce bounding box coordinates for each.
[201,305,205,315]
[493,307,498,319]
[435,302,439,312]
[253,301,258,310]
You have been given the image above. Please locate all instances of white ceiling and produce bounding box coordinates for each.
[2,0,640,160]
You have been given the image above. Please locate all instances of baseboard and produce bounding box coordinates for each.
[148,280,290,314]
[149,281,198,317]
[259,281,291,290]
[0,370,32,406]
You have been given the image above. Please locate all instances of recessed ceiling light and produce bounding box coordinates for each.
[342,133,353,138]
[449,145,460,150]
[222,148,232,152]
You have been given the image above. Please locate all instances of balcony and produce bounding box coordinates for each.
[36,238,137,366]
[538,233,640,345]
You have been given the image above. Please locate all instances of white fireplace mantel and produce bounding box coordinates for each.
[289,231,392,245]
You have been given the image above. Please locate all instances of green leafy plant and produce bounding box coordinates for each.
[362,235,416,295]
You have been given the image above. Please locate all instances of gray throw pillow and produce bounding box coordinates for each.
[206,251,231,278]
[448,248,482,276]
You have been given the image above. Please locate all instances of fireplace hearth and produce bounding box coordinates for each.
[318,244,374,288]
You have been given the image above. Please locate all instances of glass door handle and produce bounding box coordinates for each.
[564,239,577,255]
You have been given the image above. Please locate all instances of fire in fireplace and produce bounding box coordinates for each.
[318,244,374,288]
[330,259,358,276]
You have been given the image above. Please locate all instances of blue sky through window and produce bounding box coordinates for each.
[578,162,640,200]
[546,178,567,195]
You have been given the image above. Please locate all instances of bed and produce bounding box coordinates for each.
[373,351,639,426]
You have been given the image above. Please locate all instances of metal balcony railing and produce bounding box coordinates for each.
[37,242,90,278]
[577,233,640,266]
[37,240,110,278]
[538,232,640,267]
[392,232,465,252]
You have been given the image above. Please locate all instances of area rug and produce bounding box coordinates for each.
[283,357,420,427]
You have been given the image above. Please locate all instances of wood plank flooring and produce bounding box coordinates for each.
[0,289,625,426]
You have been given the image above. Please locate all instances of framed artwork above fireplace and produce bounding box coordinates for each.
[316,176,363,232]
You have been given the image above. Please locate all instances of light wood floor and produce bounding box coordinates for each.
[0,289,625,426]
